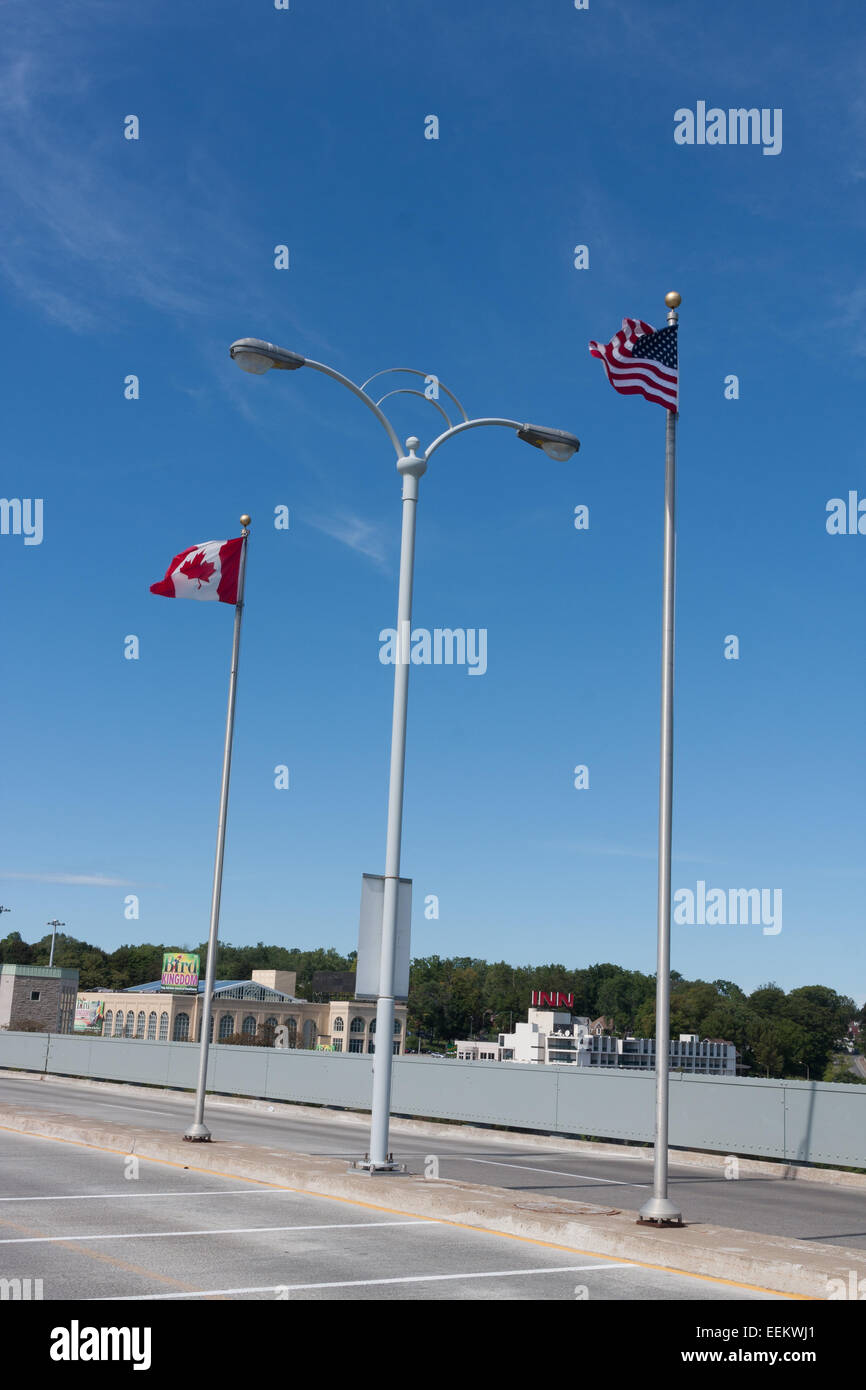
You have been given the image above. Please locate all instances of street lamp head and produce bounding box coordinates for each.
[229,338,306,374]
[517,423,581,462]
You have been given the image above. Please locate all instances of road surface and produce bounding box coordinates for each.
[0,1128,787,1301]
[1,1074,862,1251]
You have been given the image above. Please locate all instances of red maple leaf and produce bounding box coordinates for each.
[179,550,216,588]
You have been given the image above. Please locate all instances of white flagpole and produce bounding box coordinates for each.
[638,294,683,1224]
[184,514,251,1141]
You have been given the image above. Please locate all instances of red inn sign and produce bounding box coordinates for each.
[530,990,574,1010]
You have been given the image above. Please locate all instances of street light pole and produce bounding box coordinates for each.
[229,338,579,1171]
[368,438,424,1166]
[46,921,65,968]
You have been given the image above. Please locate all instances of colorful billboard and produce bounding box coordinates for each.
[160,951,200,994]
[74,999,106,1035]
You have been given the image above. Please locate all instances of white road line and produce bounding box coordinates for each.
[461,1157,649,1187]
[0,1189,297,1203]
[94,1263,635,1299]
[0,1218,437,1245]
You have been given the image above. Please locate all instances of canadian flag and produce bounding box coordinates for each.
[150,537,243,604]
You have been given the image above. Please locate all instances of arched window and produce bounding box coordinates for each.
[332,1016,344,1032]
[350,1016,365,1033]
[208,1014,215,1041]
[219,1013,235,1039]
[369,1018,377,1034]
[124,1012,135,1037]
[104,1010,113,1036]
[394,1019,402,1035]
[264,1015,278,1031]
[146,1012,157,1040]
[173,1012,190,1041]
[283,1017,298,1046]
[114,1011,124,1037]
[242,1015,257,1036]
[303,1019,317,1048]
[158,1011,169,1041]
[135,1011,146,1039]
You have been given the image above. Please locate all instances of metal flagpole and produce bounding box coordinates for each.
[639,293,683,1224]
[184,514,251,1142]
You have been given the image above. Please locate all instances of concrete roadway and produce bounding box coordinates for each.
[1,1074,863,1252]
[0,1129,784,1301]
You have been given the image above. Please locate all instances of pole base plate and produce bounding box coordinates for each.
[183,1126,212,1143]
[637,1194,683,1226]
[348,1155,407,1175]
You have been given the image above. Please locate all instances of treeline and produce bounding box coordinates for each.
[409,957,861,1081]
[0,930,353,1004]
[2,931,861,1082]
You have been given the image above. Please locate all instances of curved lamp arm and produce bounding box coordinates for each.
[423,417,524,462]
[374,388,453,428]
[360,368,469,423]
[302,357,404,460]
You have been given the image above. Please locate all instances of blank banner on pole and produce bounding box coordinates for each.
[356,873,412,1000]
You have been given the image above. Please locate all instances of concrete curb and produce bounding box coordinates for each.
[3,1069,864,1190]
[2,1104,863,1299]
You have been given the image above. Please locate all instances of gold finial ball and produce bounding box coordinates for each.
[664,291,682,309]
[239,514,251,528]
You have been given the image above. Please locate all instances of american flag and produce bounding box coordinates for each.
[588,318,678,412]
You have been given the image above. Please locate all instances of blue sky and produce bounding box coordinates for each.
[0,0,863,1001]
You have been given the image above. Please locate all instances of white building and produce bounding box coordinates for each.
[456,1009,736,1076]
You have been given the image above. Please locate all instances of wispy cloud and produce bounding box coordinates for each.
[0,4,287,339]
[306,512,389,569]
[0,871,134,887]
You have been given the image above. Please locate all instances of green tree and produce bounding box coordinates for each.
[712,979,747,1002]
[669,980,721,1035]
[750,1017,809,1078]
[748,983,787,1017]
[595,969,655,1034]
[0,931,32,964]
[783,986,856,1078]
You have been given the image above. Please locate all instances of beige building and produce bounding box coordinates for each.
[80,969,407,1055]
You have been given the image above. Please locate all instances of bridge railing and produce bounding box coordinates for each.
[0,1030,863,1168]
